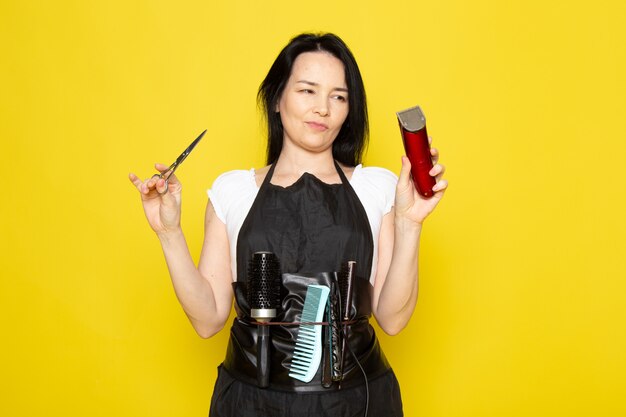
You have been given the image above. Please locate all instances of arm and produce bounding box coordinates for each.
[129,164,233,338]
[371,148,447,335]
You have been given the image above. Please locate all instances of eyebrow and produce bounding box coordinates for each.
[295,80,348,93]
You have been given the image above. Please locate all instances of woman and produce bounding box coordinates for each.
[129,33,447,416]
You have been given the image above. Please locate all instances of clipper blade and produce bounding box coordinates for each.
[396,105,426,132]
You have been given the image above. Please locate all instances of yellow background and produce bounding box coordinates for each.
[1,1,625,416]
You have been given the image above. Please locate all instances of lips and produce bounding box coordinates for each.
[305,121,329,131]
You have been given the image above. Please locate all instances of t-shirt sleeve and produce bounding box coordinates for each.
[360,166,397,215]
[207,169,254,224]
[351,166,398,285]
[206,169,258,282]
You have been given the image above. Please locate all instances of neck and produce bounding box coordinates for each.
[274,148,337,178]
[267,147,346,187]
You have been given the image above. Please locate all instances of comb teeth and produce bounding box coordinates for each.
[288,285,330,383]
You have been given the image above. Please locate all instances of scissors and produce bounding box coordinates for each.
[152,129,207,193]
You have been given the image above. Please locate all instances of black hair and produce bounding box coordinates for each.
[257,33,368,166]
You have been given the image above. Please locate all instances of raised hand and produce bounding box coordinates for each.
[128,163,183,235]
[395,140,448,225]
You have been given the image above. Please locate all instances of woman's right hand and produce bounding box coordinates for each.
[129,163,183,236]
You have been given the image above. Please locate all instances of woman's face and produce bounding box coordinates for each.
[277,51,349,156]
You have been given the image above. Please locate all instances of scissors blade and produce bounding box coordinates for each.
[158,129,206,179]
[174,129,207,166]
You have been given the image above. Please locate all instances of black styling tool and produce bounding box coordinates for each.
[247,251,281,388]
[321,281,342,387]
[321,295,333,388]
[329,281,342,382]
[338,261,356,387]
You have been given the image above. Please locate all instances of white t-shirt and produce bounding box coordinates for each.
[208,164,397,284]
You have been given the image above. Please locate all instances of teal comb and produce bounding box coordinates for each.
[288,284,330,383]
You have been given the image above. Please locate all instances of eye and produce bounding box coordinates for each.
[333,94,348,102]
[299,89,315,94]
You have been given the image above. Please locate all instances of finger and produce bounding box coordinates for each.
[430,147,439,164]
[433,179,448,193]
[129,172,155,195]
[139,175,161,195]
[165,171,181,188]
[146,175,159,189]
[396,156,415,198]
[429,163,446,177]
[398,156,412,188]
[154,163,170,174]
[428,135,433,145]
[155,177,169,194]
[129,173,143,188]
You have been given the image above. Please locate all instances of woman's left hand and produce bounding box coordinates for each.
[394,141,448,225]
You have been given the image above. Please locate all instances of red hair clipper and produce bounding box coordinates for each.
[397,105,436,198]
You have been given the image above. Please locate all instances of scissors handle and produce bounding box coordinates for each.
[151,172,172,194]
[151,129,206,194]
[153,163,177,181]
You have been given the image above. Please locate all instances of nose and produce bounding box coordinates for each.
[313,98,329,117]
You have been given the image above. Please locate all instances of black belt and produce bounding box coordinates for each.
[223,318,391,392]
[225,272,391,392]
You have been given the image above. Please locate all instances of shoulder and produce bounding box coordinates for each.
[351,165,397,213]
[208,169,258,222]
[352,165,397,191]
[211,169,256,190]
